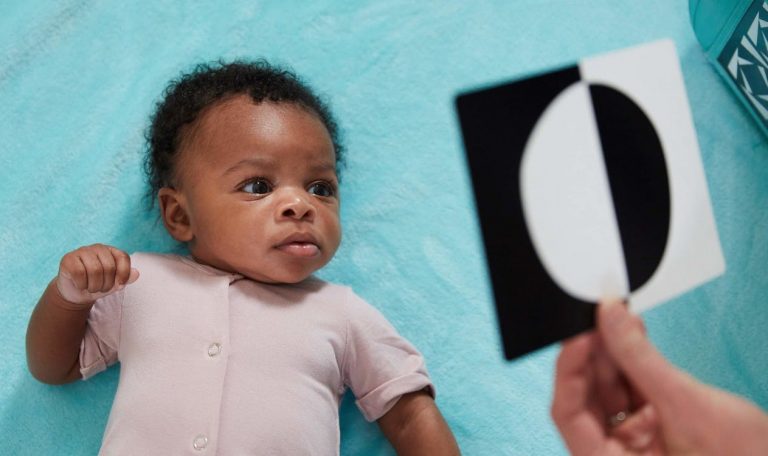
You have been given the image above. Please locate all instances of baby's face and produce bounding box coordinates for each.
[171,95,340,283]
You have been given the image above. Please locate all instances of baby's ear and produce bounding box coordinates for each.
[158,187,193,242]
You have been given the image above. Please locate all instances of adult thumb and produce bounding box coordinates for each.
[598,300,695,414]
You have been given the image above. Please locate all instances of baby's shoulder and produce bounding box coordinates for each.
[297,278,382,318]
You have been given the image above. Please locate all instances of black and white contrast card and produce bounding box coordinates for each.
[455,40,725,360]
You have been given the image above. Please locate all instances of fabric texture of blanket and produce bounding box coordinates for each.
[1,1,766,454]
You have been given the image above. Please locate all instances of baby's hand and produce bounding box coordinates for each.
[55,244,139,308]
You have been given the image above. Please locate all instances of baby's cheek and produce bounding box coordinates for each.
[328,219,342,246]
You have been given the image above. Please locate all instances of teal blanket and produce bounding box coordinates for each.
[1,1,766,454]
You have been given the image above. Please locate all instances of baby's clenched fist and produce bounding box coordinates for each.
[56,244,139,308]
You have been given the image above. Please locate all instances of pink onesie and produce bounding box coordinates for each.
[79,253,433,455]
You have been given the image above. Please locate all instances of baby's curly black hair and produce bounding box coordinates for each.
[144,59,343,206]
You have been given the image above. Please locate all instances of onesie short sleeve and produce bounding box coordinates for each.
[342,290,434,422]
[79,289,124,379]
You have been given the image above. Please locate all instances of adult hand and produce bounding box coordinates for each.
[56,244,139,308]
[551,299,768,455]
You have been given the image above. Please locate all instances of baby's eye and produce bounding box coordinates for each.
[242,179,272,195]
[307,181,335,197]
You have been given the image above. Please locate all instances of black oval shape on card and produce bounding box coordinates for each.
[589,84,670,292]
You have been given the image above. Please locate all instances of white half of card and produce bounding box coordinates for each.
[522,39,725,312]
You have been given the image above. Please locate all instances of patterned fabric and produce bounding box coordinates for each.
[719,0,768,128]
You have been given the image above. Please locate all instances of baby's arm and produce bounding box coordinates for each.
[25,244,138,384]
[378,389,461,455]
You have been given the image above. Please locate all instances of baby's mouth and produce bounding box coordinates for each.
[275,233,321,257]
[276,241,320,257]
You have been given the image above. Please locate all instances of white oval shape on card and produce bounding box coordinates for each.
[519,81,628,302]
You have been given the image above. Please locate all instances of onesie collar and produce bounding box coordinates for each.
[176,255,244,284]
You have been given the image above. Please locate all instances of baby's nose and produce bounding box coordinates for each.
[277,193,315,221]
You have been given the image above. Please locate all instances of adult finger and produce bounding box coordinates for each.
[597,300,697,416]
[592,336,633,421]
[552,332,595,421]
[552,332,606,455]
[609,403,659,451]
[625,316,649,412]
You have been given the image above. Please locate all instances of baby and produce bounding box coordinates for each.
[26,61,460,455]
